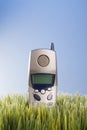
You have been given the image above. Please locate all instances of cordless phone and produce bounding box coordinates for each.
[28,43,57,106]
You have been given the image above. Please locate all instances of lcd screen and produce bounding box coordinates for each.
[31,74,53,84]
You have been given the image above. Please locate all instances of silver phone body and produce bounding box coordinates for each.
[28,49,57,106]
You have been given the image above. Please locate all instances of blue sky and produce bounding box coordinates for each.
[0,0,87,96]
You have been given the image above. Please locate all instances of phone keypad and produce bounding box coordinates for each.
[33,94,41,101]
[41,89,46,94]
[47,93,53,100]
[48,88,52,91]
[47,102,53,106]
[34,89,39,93]
[33,88,53,103]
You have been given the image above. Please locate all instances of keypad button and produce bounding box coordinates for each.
[41,89,45,94]
[47,94,53,100]
[33,94,41,101]
[48,88,52,91]
[34,89,39,93]
[47,102,53,106]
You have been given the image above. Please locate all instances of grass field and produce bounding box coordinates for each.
[0,94,87,130]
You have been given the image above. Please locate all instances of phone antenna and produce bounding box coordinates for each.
[51,42,55,51]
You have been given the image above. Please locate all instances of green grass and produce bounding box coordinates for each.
[0,94,87,130]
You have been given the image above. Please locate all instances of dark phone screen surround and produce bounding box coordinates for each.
[31,74,55,89]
